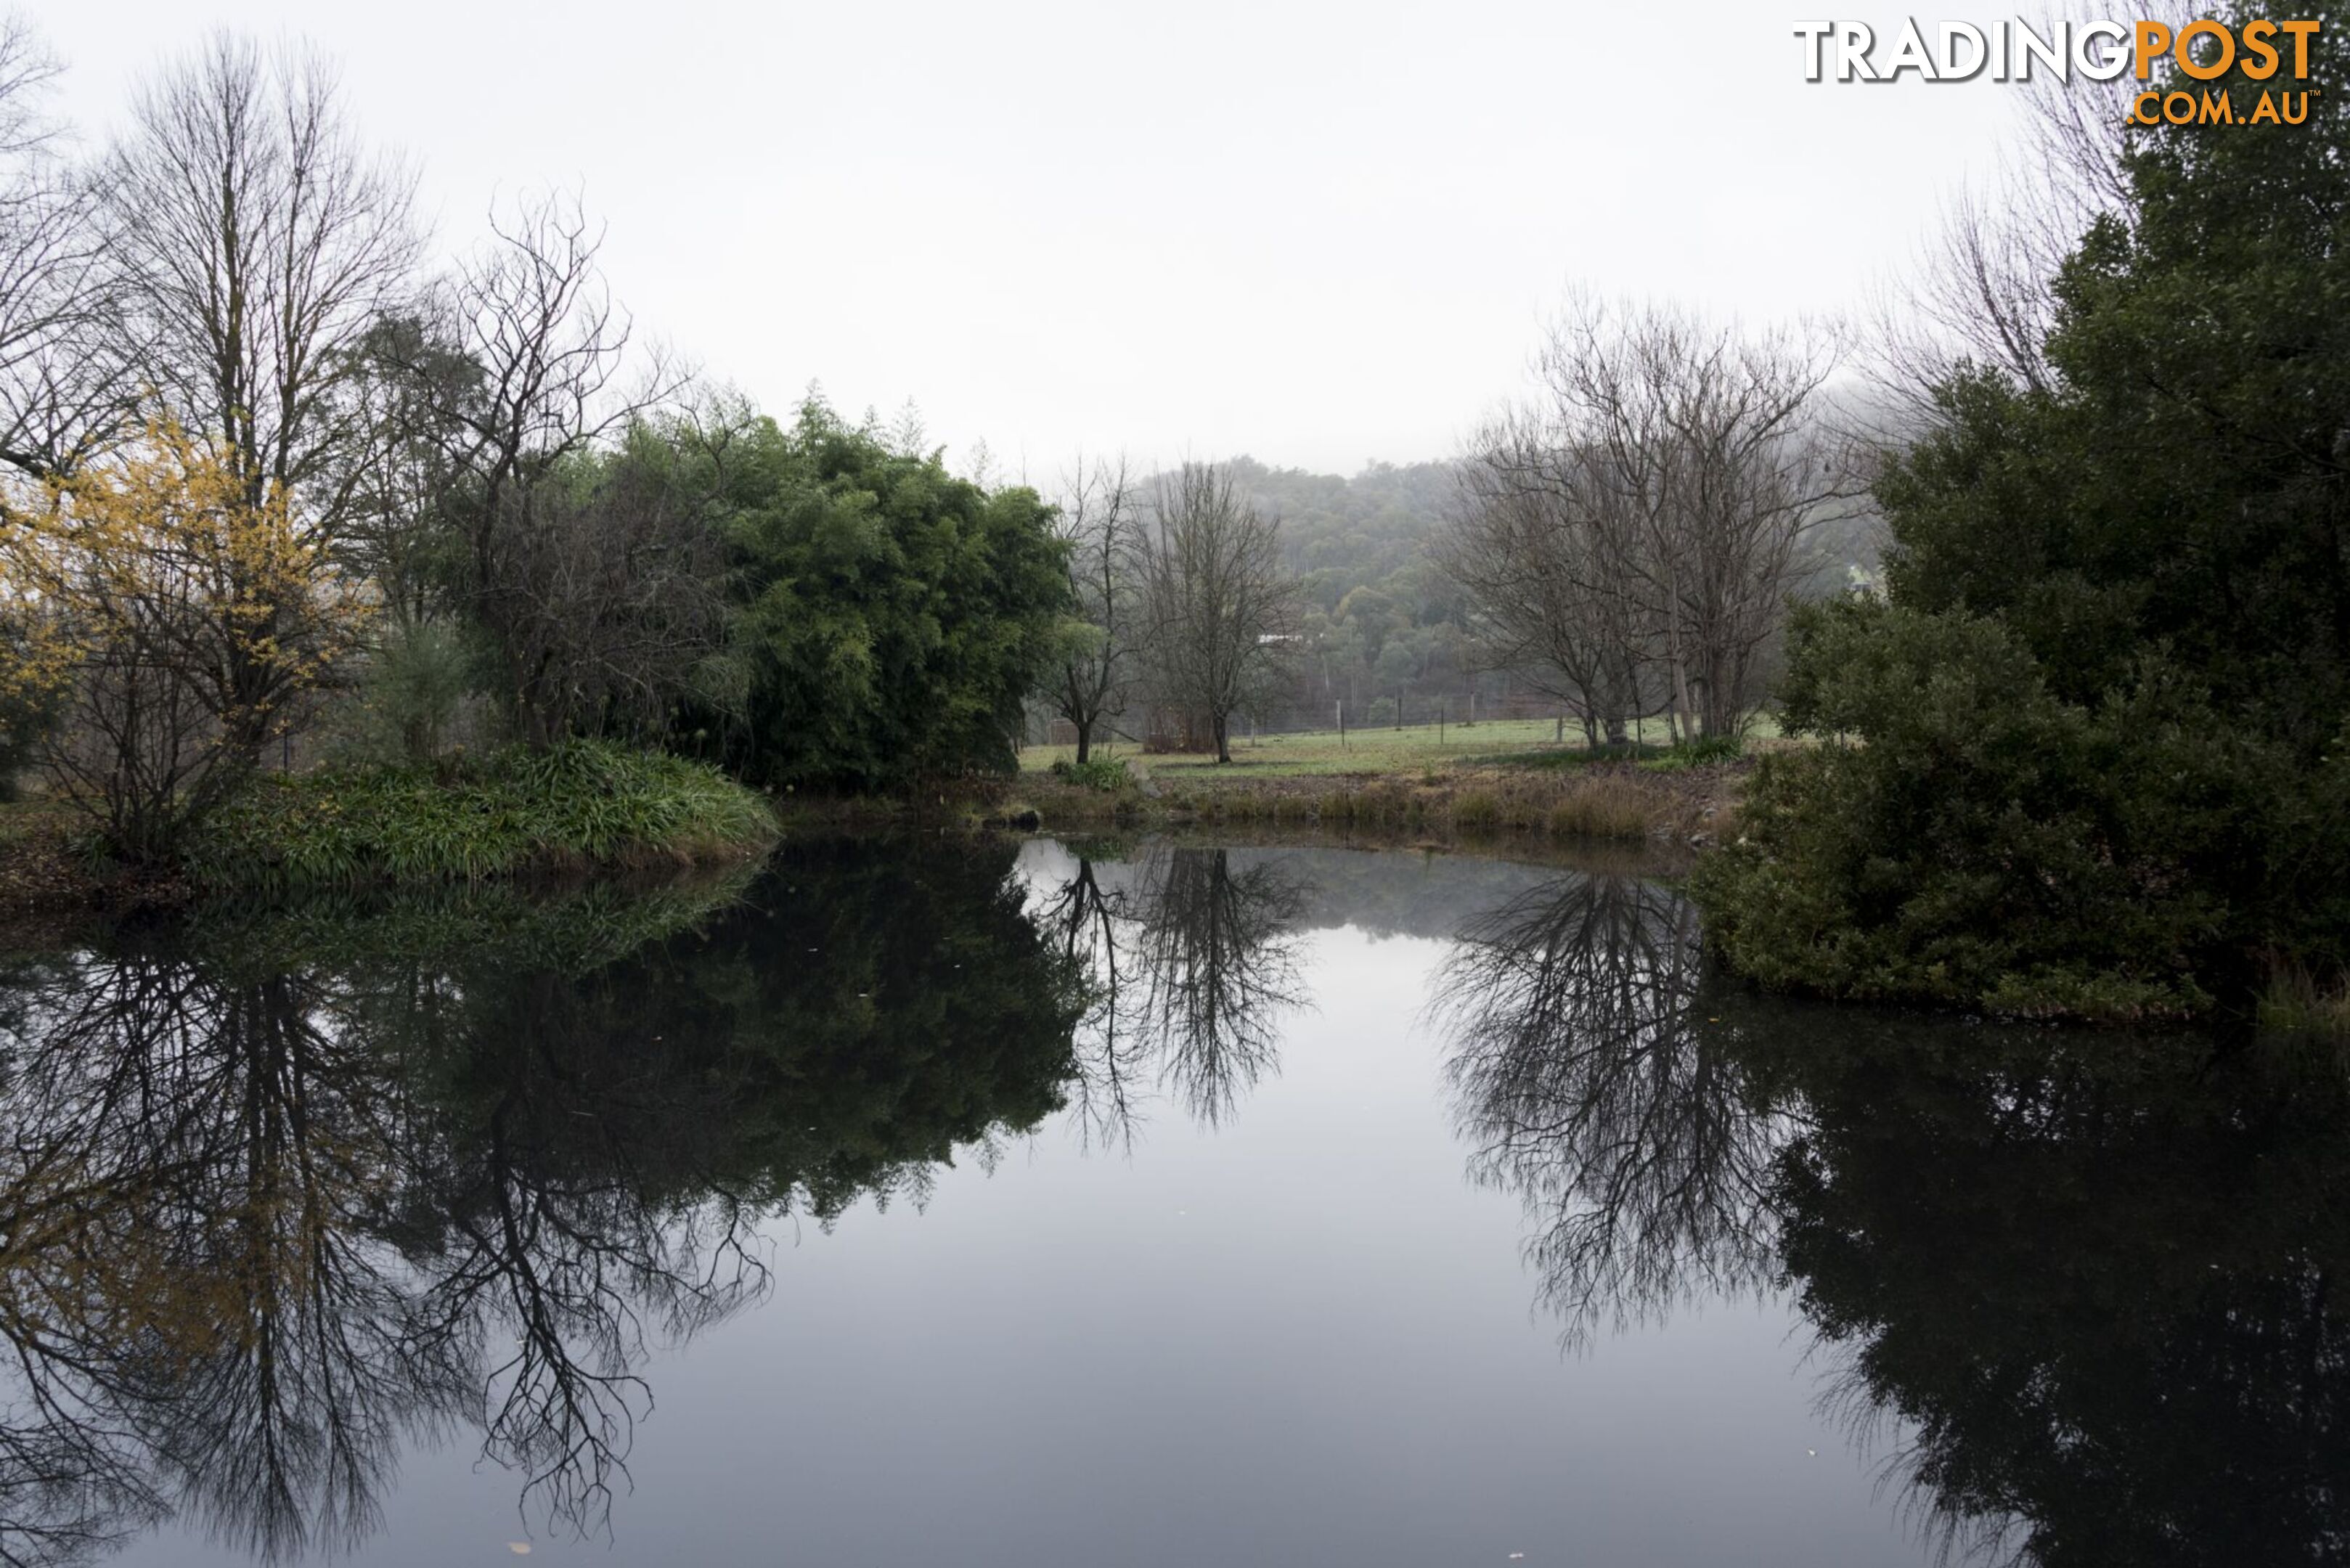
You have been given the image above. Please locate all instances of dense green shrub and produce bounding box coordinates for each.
[1049,756,1132,792]
[1641,734,1742,773]
[185,740,775,892]
[677,400,1069,792]
[1691,602,2281,1020]
[1697,9,2350,1016]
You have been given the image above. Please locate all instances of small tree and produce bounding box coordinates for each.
[1138,462,1297,764]
[0,422,367,859]
[1045,454,1142,764]
[371,191,712,748]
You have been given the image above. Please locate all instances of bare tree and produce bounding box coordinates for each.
[102,33,422,756]
[1446,297,1850,743]
[1442,406,1649,747]
[0,16,133,486]
[387,192,711,746]
[1137,461,1297,764]
[1862,1,2198,418]
[107,33,421,523]
[1045,453,1143,763]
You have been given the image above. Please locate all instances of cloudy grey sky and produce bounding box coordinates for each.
[38,2,2025,477]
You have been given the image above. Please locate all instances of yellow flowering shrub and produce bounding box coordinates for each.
[0,421,370,858]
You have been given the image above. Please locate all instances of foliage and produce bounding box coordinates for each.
[183,738,775,892]
[1692,600,2273,1018]
[1697,7,2350,1013]
[355,617,481,763]
[686,399,1069,791]
[0,422,370,859]
[1739,1019,2350,1564]
[1639,734,1742,772]
[1049,756,1132,792]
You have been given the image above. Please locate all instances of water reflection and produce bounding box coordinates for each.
[1747,1021,2350,1567]
[1436,869,1777,1347]
[0,841,1085,1563]
[0,838,2341,1566]
[1040,845,1313,1146]
[1432,862,2350,1566]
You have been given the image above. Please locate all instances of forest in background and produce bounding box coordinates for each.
[1033,452,1885,743]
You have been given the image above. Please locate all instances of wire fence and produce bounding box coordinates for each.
[1029,690,1635,754]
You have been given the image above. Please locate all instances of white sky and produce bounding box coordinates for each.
[37,1,2026,477]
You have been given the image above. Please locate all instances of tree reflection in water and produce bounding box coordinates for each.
[3,838,2343,1567]
[1435,869,1779,1347]
[1037,845,1311,1148]
[1750,1023,2350,1567]
[1435,860,2350,1566]
[0,838,1085,1564]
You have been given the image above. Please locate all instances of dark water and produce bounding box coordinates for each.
[0,837,2338,1567]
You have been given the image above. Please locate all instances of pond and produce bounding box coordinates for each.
[0,836,2337,1567]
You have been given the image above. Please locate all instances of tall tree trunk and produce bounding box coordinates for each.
[1074,720,1093,766]
[1213,714,1231,764]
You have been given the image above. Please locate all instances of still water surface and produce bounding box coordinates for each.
[0,837,2335,1566]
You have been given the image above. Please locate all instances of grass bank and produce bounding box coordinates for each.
[185,741,778,894]
[2259,962,2350,1041]
[1000,748,1745,846]
[0,740,779,912]
[1018,714,1779,782]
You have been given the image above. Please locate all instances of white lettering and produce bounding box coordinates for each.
[1938,22,1988,81]
[2075,19,2130,81]
[1794,20,1835,81]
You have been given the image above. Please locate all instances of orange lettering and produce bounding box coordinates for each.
[2176,20,2235,79]
[2242,20,2282,79]
[2281,20,2322,78]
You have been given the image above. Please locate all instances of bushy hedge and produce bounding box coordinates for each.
[1689,601,2292,1021]
[186,740,776,893]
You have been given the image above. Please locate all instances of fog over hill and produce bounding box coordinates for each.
[1085,453,1885,726]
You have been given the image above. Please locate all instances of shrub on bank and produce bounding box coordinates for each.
[1049,756,1132,792]
[1640,735,1743,773]
[1546,776,1662,839]
[1688,602,2268,1021]
[186,740,777,893]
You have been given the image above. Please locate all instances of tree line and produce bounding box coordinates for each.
[1693,0,2350,1016]
[0,26,1093,857]
[0,20,1382,859]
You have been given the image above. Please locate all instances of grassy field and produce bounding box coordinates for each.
[1020,715,1781,782]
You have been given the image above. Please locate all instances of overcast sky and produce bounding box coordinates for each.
[38,2,2026,478]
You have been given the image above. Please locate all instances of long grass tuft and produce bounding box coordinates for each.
[187,740,778,894]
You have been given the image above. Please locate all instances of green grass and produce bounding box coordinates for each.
[185,740,778,894]
[2259,962,2350,1040]
[1022,715,1779,783]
